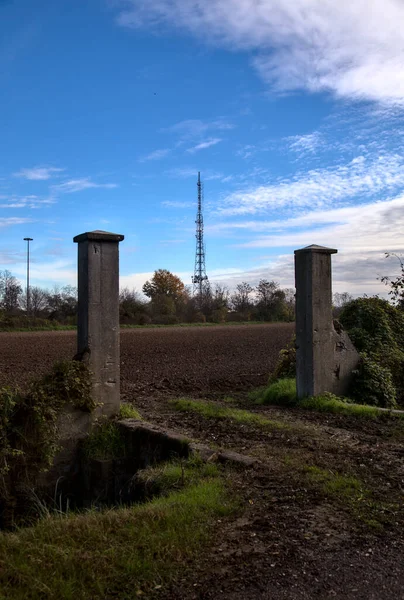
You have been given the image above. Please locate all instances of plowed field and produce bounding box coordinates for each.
[0,323,294,395]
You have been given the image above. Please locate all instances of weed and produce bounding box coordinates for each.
[82,423,125,461]
[119,404,142,420]
[170,398,289,430]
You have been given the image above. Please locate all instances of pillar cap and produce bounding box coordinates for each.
[74,230,125,243]
[294,244,337,255]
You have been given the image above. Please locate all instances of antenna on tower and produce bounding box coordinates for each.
[192,171,209,303]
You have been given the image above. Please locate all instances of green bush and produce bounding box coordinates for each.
[350,354,397,408]
[340,297,404,405]
[258,378,297,407]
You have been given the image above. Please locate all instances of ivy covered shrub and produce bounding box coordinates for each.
[0,360,94,527]
[340,297,404,406]
[350,354,397,408]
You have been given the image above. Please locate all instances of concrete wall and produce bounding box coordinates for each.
[295,245,359,398]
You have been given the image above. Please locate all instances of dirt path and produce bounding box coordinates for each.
[130,392,404,599]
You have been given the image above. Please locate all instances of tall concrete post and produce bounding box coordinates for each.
[74,230,124,417]
[294,244,358,399]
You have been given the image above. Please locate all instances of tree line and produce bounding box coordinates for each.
[121,269,296,325]
[0,268,298,327]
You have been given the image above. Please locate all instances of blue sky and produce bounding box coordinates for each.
[1,0,404,296]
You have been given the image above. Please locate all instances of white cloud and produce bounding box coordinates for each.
[139,148,171,162]
[287,132,322,155]
[163,118,234,139]
[165,167,230,182]
[13,260,77,287]
[187,138,222,154]
[162,201,194,209]
[52,178,118,194]
[115,0,404,105]
[14,166,64,180]
[218,154,404,215]
[0,194,57,209]
[0,217,34,227]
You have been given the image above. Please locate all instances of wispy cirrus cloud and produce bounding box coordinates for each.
[218,154,404,216]
[0,195,56,209]
[14,166,65,180]
[139,148,171,162]
[287,132,322,155]
[165,167,231,182]
[0,217,34,228]
[52,178,118,194]
[163,118,234,139]
[162,200,194,209]
[186,138,222,154]
[114,0,404,106]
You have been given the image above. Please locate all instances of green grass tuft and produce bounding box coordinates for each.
[119,403,142,420]
[0,478,236,599]
[257,378,297,406]
[170,398,289,430]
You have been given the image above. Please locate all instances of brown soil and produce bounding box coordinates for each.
[0,323,294,394]
[1,323,404,599]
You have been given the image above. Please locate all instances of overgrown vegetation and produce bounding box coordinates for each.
[0,473,236,599]
[269,336,296,382]
[82,422,125,461]
[170,398,289,430]
[340,297,404,406]
[267,296,404,408]
[0,361,94,527]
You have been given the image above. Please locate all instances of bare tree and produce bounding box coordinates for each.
[231,282,254,314]
[0,270,22,314]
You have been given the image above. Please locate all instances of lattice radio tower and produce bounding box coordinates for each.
[192,171,209,300]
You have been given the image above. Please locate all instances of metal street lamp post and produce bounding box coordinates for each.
[23,237,33,314]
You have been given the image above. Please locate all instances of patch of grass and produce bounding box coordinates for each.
[119,403,142,420]
[299,395,384,418]
[304,466,363,502]
[136,456,220,499]
[82,422,125,461]
[301,465,392,530]
[255,379,404,420]
[170,398,289,430]
[257,378,297,407]
[0,478,237,599]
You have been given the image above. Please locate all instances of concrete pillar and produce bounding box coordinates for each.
[74,230,124,417]
[294,244,358,398]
